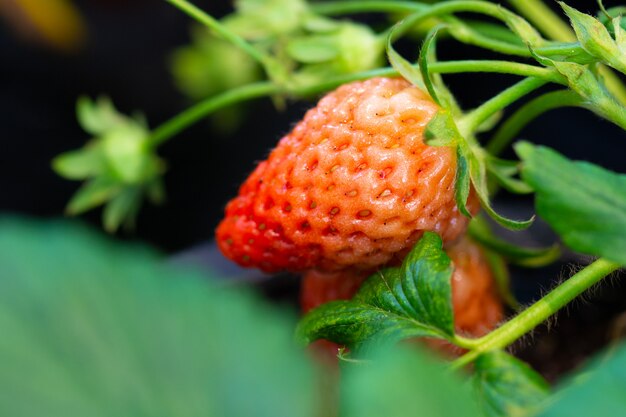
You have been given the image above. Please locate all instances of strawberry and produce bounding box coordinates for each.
[216,77,478,273]
[300,268,370,313]
[447,236,503,337]
[301,237,503,358]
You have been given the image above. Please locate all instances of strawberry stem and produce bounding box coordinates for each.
[148,61,561,148]
[507,0,626,106]
[487,90,583,155]
[148,82,279,147]
[507,0,575,42]
[165,0,282,80]
[459,77,548,135]
[451,258,621,369]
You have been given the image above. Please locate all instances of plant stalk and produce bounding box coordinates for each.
[148,82,279,147]
[487,90,583,155]
[451,258,621,369]
[459,77,548,134]
[507,0,626,105]
[166,0,276,72]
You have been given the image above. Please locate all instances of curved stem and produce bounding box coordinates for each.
[507,0,626,106]
[311,0,427,15]
[487,90,583,155]
[389,0,540,43]
[447,22,583,59]
[291,61,559,97]
[451,258,621,369]
[459,77,548,134]
[507,0,575,42]
[452,334,482,350]
[433,61,561,81]
[147,61,554,147]
[166,0,272,69]
[598,66,626,107]
[315,1,585,59]
[148,82,279,147]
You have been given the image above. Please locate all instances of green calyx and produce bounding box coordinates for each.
[53,97,165,232]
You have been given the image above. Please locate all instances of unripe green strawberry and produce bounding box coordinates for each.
[216,77,478,273]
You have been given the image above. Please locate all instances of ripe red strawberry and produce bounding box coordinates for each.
[301,237,503,358]
[216,77,478,273]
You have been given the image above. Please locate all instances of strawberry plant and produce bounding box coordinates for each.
[4,0,624,415]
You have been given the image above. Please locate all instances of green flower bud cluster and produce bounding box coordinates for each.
[53,97,165,232]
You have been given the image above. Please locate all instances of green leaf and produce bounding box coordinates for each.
[328,23,383,74]
[232,0,308,38]
[536,342,626,417]
[66,178,121,215]
[597,6,626,35]
[468,217,560,268]
[386,23,425,89]
[455,146,473,218]
[424,109,460,147]
[286,36,339,63]
[296,232,455,351]
[425,113,534,230]
[341,346,482,417]
[560,2,626,75]
[468,148,534,231]
[102,125,152,184]
[482,249,520,310]
[292,23,383,74]
[516,141,626,265]
[486,156,533,195]
[102,187,142,232]
[418,24,461,112]
[76,96,124,135]
[170,28,260,100]
[52,142,104,180]
[497,8,544,46]
[530,50,626,129]
[474,351,549,417]
[0,218,317,417]
[419,25,444,106]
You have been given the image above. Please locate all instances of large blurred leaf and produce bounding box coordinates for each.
[296,232,455,351]
[341,346,481,417]
[0,218,316,417]
[537,342,626,417]
[516,142,626,265]
[473,351,549,417]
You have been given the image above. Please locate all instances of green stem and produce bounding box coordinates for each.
[448,22,582,59]
[311,1,427,15]
[451,258,621,369]
[487,90,583,155]
[315,1,585,59]
[591,94,626,131]
[165,0,272,69]
[459,77,548,134]
[507,0,575,42]
[507,0,626,106]
[598,66,626,106]
[148,82,279,147]
[389,0,541,43]
[435,61,561,81]
[147,60,555,147]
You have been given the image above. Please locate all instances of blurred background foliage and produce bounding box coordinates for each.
[0,0,626,392]
[0,0,624,252]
